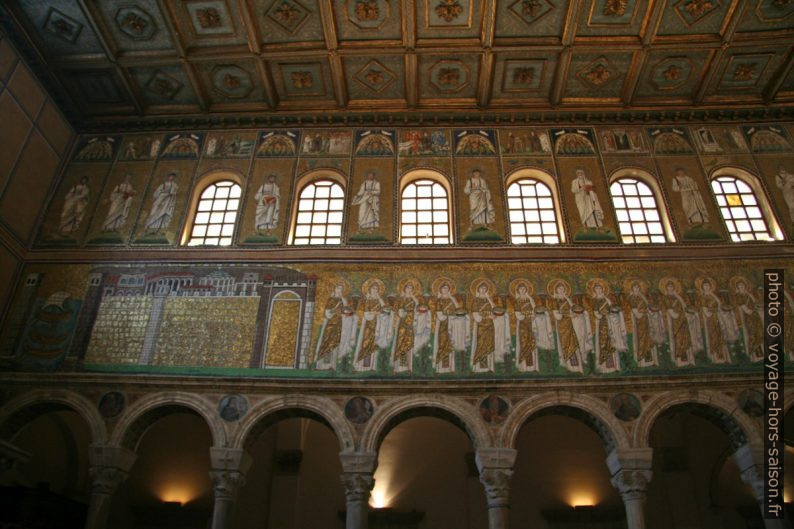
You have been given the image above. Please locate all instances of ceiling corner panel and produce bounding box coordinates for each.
[14,1,105,57]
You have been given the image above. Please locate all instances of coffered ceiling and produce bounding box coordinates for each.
[2,0,794,128]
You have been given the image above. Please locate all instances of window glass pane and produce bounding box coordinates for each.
[711,176,772,241]
[507,179,560,245]
[400,179,451,245]
[610,177,668,244]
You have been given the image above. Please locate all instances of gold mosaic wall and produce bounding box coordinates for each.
[85,296,152,364]
[152,297,258,368]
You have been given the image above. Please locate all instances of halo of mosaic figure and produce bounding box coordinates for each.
[312,273,771,375]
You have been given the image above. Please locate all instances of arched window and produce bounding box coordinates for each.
[609,174,673,244]
[185,180,242,246]
[291,179,345,245]
[400,171,452,245]
[506,174,562,244]
[710,170,781,242]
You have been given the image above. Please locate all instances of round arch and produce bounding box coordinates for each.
[504,167,567,243]
[360,394,491,453]
[288,169,348,245]
[633,390,762,450]
[110,392,225,450]
[500,392,630,452]
[0,389,107,445]
[709,165,784,241]
[398,169,455,245]
[231,395,355,452]
[608,166,676,242]
[180,168,246,245]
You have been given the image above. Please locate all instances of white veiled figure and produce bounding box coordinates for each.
[463,170,496,227]
[102,176,135,232]
[254,175,280,231]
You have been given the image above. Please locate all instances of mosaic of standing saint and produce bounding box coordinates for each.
[254,174,280,232]
[353,278,392,372]
[509,279,553,373]
[547,278,590,373]
[391,278,430,373]
[469,278,510,373]
[659,277,699,367]
[623,278,664,368]
[101,174,136,233]
[729,276,763,362]
[315,280,357,370]
[586,278,627,374]
[695,276,738,365]
[431,277,468,374]
[351,170,381,231]
[59,177,90,236]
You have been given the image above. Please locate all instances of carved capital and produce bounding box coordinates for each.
[89,465,129,496]
[479,468,513,508]
[210,470,246,501]
[611,469,652,502]
[340,472,375,503]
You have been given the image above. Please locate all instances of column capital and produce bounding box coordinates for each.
[339,451,378,474]
[479,467,513,508]
[340,472,375,503]
[610,468,653,501]
[210,470,247,501]
[475,447,517,473]
[732,443,766,502]
[210,447,252,474]
[89,465,129,496]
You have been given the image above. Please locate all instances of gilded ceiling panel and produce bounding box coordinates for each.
[253,0,325,45]
[493,0,569,38]
[94,1,174,53]
[634,49,712,99]
[334,0,404,41]
[564,52,632,99]
[574,0,649,37]
[344,55,406,100]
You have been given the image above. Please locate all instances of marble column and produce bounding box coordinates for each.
[85,445,136,529]
[606,448,653,529]
[339,452,377,529]
[733,444,791,529]
[209,447,252,529]
[476,448,517,529]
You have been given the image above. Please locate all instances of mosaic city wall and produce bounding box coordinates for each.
[1,260,791,379]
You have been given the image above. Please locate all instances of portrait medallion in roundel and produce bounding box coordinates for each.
[219,394,248,422]
[737,389,764,418]
[98,391,126,419]
[479,395,509,424]
[345,396,374,424]
[610,393,641,422]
